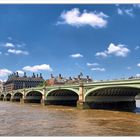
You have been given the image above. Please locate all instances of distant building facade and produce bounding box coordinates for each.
[47,74,66,86]
[3,72,44,92]
[0,81,4,93]
[47,73,93,86]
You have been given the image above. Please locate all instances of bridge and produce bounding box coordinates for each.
[0,78,140,109]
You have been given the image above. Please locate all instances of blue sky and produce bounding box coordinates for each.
[0,4,140,81]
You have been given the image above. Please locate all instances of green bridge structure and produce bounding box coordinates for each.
[1,78,140,109]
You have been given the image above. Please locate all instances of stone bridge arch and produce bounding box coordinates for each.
[85,86,140,99]
[0,94,4,100]
[5,93,12,101]
[84,85,140,109]
[25,90,44,96]
[12,92,24,102]
[46,88,79,106]
[25,90,44,103]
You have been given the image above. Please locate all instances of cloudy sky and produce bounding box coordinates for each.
[0,4,140,81]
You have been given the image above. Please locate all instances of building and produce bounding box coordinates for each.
[3,72,44,92]
[0,81,4,93]
[47,74,67,86]
[47,73,93,86]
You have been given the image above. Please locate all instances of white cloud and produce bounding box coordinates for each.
[8,49,29,55]
[135,46,140,50]
[91,67,106,71]
[16,70,24,75]
[57,8,108,28]
[4,42,15,48]
[117,8,123,15]
[0,69,12,77]
[0,39,28,56]
[137,63,140,67]
[87,63,99,66]
[95,51,108,58]
[0,42,15,48]
[95,43,130,58]
[0,52,2,55]
[23,64,53,72]
[136,74,140,77]
[107,43,130,56]
[70,53,83,58]
[0,40,26,49]
[117,8,134,17]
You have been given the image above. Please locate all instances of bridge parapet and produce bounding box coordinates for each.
[84,78,140,86]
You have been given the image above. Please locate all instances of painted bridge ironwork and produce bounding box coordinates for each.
[1,78,140,109]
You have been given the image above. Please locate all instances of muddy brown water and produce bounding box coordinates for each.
[0,100,140,136]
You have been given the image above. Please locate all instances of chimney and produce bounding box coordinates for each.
[40,73,42,78]
[86,75,89,80]
[59,74,62,79]
[37,74,38,78]
[24,72,27,77]
[32,73,35,78]
[16,72,19,77]
[78,75,81,80]
[51,74,54,78]
[69,77,72,80]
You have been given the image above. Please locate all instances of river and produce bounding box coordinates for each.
[0,100,140,136]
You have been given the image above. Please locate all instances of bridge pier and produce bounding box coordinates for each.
[41,94,46,106]
[23,99,29,103]
[19,94,25,103]
[76,101,85,109]
[77,83,85,109]
[43,100,50,105]
[10,95,15,102]
[77,101,95,109]
[19,90,26,104]
[20,98,25,103]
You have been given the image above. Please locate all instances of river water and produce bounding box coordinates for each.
[0,100,140,136]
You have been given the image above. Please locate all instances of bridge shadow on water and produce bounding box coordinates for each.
[85,101,140,113]
[23,100,140,113]
[93,107,140,114]
[84,106,139,114]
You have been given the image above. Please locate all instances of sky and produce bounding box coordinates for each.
[0,4,140,81]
